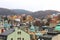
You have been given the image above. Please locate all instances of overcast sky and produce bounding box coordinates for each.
[0,0,60,12]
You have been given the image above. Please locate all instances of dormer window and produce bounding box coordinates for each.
[17,31,21,34]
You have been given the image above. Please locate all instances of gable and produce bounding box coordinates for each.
[7,27,30,40]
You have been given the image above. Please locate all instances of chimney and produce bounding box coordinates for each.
[0,29,5,33]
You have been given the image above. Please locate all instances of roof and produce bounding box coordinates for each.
[55,23,60,31]
[35,32,43,36]
[0,28,15,36]
[30,25,35,30]
[39,35,53,38]
[30,25,35,32]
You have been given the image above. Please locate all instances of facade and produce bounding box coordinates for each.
[0,21,4,28]
[0,27,30,40]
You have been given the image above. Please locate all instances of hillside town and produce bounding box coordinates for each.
[0,13,60,40]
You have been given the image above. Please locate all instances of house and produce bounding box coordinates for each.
[0,29,14,40]
[4,20,11,30]
[29,23,43,40]
[0,20,4,34]
[38,34,58,40]
[0,21,4,28]
[0,27,30,40]
[54,23,60,31]
[26,15,34,22]
[49,18,57,28]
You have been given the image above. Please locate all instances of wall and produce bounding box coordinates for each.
[7,27,30,40]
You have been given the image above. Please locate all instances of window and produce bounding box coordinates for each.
[17,38,24,40]
[17,38,21,40]
[17,31,21,34]
[22,38,24,40]
[11,38,13,40]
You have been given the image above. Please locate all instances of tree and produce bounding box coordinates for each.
[34,20,41,26]
[57,14,60,20]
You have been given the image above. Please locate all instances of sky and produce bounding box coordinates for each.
[0,0,60,12]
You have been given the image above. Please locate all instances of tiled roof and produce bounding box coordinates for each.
[0,28,15,36]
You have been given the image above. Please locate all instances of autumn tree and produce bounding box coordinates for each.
[34,20,41,26]
[57,14,60,20]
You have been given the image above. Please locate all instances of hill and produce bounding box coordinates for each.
[0,8,32,15]
[0,8,16,15]
[32,10,60,18]
[0,8,60,18]
[12,9,32,14]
